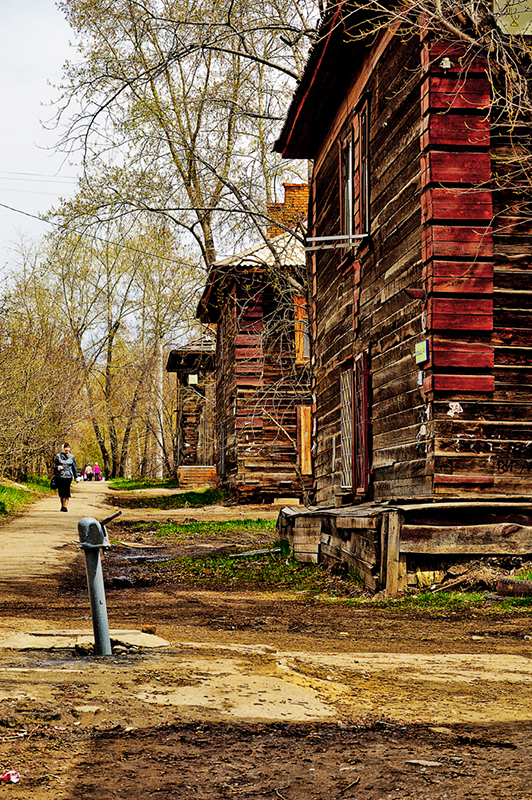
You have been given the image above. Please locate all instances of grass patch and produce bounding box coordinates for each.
[335,590,532,615]
[145,553,344,595]
[25,474,54,492]
[112,487,229,510]
[137,550,364,594]
[0,482,33,515]
[109,477,180,491]
[516,568,532,581]
[150,518,276,540]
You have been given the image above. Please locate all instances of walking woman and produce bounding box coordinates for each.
[54,443,78,512]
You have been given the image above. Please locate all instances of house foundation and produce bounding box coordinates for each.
[278,501,532,594]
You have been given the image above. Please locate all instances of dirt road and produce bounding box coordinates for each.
[0,482,532,798]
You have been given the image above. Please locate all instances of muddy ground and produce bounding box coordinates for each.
[1,503,532,798]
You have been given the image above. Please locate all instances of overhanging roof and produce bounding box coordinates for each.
[197,231,306,323]
[274,3,369,160]
[166,336,215,373]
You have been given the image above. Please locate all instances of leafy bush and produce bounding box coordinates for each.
[0,483,32,515]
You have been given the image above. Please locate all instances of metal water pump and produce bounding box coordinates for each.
[77,510,122,655]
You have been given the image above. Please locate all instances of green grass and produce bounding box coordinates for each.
[25,474,54,492]
[109,477,180,491]
[113,487,229,510]
[141,518,277,540]
[146,550,361,593]
[516,568,532,581]
[0,482,33,515]
[335,590,532,615]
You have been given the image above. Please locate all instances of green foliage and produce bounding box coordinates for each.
[278,538,291,558]
[149,551,332,593]
[109,477,180,491]
[149,518,276,540]
[0,483,32,515]
[25,474,54,492]
[338,590,532,615]
[515,568,532,581]
[114,487,229,510]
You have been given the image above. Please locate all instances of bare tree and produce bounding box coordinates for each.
[51,0,316,269]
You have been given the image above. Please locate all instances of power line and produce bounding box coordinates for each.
[0,186,74,197]
[0,200,197,268]
[0,171,78,181]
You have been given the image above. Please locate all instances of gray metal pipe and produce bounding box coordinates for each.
[77,512,121,656]
[84,546,112,656]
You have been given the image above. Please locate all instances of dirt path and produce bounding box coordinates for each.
[0,481,112,584]
[0,484,532,797]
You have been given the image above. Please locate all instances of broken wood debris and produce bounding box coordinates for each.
[228,548,281,559]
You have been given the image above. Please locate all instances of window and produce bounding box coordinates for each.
[218,421,226,477]
[354,350,371,495]
[340,368,354,488]
[294,295,310,364]
[340,98,370,243]
[305,98,370,252]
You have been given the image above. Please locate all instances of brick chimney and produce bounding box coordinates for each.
[267,183,309,238]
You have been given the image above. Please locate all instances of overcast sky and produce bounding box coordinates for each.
[0,1,78,262]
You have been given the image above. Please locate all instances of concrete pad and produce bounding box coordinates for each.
[0,629,170,650]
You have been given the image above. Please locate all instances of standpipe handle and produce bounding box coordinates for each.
[100,510,122,526]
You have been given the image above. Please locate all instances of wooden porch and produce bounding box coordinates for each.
[278,502,532,595]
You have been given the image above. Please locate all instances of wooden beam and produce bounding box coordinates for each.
[385,510,402,596]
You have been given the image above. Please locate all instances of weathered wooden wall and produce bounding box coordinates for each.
[310,31,532,507]
[420,41,532,497]
[215,281,312,501]
[279,501,532,595]
[310,35,426,505]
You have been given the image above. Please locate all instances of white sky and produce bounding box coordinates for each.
[0,0,78,263]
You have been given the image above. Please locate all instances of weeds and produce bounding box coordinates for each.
[144,518,276,540]
[137,550,364,595]
[109,477,180,491]
[0,482,33,515]
[336,590,532,615]
[111,487,229,510]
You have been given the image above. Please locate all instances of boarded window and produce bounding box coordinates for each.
[340,369,354,488]
[354,350,371,494]
[294,295,310,364]
[297,405,312,475]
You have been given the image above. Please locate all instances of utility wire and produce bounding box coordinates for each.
[0,200,196,268]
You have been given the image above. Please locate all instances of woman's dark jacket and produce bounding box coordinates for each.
[54,452,78,480]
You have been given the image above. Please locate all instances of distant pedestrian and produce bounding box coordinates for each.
[93,463,102,481]
[54,443,78,512]
[85,464,93,481]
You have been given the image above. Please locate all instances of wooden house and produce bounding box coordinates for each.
[197,184,313,503]
[274,7,532,590]
[166,336,216,485]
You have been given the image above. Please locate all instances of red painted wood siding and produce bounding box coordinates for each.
[420,40,494,394]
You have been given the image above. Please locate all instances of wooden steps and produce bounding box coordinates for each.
[178,466,217,487]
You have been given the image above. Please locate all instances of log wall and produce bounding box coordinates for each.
[310,35,426,505]
[215,282,312,502]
